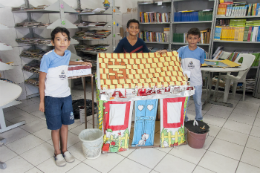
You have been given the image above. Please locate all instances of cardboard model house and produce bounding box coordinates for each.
[96,51,194,152]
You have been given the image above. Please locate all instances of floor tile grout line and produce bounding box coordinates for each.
[107,157,127,173]
[80,159,102,173]
[125,149,166,170]
[193,165,218,173]
[64,161,89,173]
[5,141,52,164]
[234,104,260,173]
[19,147,53,168]
[167,150,202,166]
[195,97,240,172]
[239,160,260,169]
[150,153,169,173]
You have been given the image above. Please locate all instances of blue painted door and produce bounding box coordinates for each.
[132,99,158,146]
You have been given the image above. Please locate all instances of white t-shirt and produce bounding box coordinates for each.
[40,50,71,97]
[177,46,205,86]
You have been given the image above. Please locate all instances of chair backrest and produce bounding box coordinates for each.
[236,54,255,79]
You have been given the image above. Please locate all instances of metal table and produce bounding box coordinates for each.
[69,74,95,128]
[201,64,247,108]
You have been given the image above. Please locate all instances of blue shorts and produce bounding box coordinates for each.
[45,95,74,130]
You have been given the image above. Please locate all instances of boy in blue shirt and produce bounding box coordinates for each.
[39,27,91,167]
[114,19,166,53]
[177,28,205,122]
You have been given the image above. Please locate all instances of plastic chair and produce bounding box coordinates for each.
[218,54,255,102]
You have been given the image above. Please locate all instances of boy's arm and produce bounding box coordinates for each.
[39,72,47,112]
[69,61,92,67]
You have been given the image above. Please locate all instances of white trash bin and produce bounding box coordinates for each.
[79,129,103,159]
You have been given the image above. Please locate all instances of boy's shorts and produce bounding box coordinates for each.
[45,95,74,130]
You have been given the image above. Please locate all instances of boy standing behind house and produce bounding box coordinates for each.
[177,28,205,122]
[39,27,91,167]
[114,19,166,54]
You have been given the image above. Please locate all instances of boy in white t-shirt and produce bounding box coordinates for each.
[177,28,205,122]
[39,27,91,167]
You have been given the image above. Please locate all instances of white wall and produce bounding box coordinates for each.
[0,0,140,100]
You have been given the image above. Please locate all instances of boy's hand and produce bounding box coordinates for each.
[81,62,92,67]
[39,102,44,112]
[156,50,167,54]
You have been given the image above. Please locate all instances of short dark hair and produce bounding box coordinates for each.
[51,27,71,41]
[127,19,139,28]
[187,28,200,38]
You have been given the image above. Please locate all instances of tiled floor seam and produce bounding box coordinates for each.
[21,150,53,168]
[196,98,240,172]
[125,149,166,170]
[4,125,51,149]
[5,141,52,163]
[107,157,127,173]
[166,151,201,166]
[192,165,218,173]
[64,161,89,173]
[148,152,168,172]
[234,105,260,172]
[79,160,102,173]
[239,160,260,169]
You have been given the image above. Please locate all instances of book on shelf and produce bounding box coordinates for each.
[200,29,211,44]
[164,28,170,42]
[217,2,233,16]
[217,2,260,17]
[215,19,260,42]
[214,26,222,40]
[174,9,213,22]
[139,30,168,43]
[139,12,170,23]
[213,46,260,67]
[172,29,211,44]
[172,33,185,43]
[220,0,233,3]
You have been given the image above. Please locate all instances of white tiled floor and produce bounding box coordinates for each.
[1,91,260,173]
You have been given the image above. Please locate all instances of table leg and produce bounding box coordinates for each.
[91,75,94,128]
[214,72,221,102]
[202,72,212,110]
[209,76,232,107]
[0,162,6,169]
[83,77,87,129]
[223,78,231,103]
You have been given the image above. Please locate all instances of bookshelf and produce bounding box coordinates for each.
[137,1,172,51]
[137,0,217,53]
[212,0,260,95]
[12,0,79,99]
[172,0,217,56]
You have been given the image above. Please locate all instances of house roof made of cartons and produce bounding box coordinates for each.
[98,51,187,90]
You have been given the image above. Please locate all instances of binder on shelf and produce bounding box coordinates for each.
[174,10,212,22]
